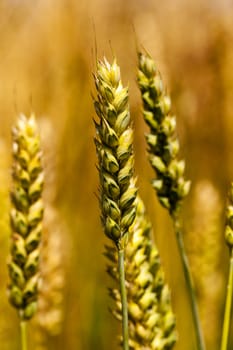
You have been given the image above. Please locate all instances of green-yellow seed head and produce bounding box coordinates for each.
[8,114,44,320]
[94,58,137,249]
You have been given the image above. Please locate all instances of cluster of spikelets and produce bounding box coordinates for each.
[8,114,44,320]
[137,52,190,215]
[105,196,177,350]
[94,58,137,250]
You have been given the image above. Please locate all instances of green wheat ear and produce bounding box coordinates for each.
[94,57,137,250]
[137,52,190,215]
[106,195,177,350]
[8,114,44,321]
[137,52,206,350]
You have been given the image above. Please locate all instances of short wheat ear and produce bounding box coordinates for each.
[8,114,44,350]
[137,51,205,350]
[93,57,137,350]
[220,183,233,350]
[106,195,177,349]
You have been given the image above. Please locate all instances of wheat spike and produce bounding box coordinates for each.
[94,57,137,250]
[137,52,190,215]
[8,114,44,320]
[106,195,177,349]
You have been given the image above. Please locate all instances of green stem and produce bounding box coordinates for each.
[118,249,129,350]
[20,320,27,350]
[172,213,205,350]
[220,248,233,350]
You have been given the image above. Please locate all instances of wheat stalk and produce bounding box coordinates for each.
[188,180,223,348]
[220,183,233,350]
[94,57,137,350]
[137,51,205,350]
[7,114,44,350]
[106,195,177,349]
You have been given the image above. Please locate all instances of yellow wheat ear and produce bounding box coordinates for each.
[106,195,177,349]
[8,114,44,321]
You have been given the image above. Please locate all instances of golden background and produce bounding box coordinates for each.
[0,0,232,349]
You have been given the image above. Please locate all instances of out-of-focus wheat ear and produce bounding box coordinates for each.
[7,114,44,350]
[28,117,68,350]
[94,58,137,350]
[220,183,233,350]
[137,52,205,350]
[33,205,67,350]
[106,195,177,349]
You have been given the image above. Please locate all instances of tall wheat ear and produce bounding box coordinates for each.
[105,195,177,350]
[8,114,44,349]
[137,51,205,350]
[94,57,137,350]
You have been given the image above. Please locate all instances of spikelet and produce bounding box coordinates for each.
[105,196,177,349]
[94,58,137,250]
[188,180,224,348]
[137,52,190,215]
[8,114,44,320]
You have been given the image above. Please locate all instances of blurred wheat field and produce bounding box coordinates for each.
[0,0,233,349]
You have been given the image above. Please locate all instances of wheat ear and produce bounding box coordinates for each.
[94,58,137,350]
[137,51,205,350]
[220,183,233,350]
[106,195,177,349]
[8,114,44,350]
[34,206,66,349]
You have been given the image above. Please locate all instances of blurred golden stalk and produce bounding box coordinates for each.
[189,180,223,349]
[34,206,66,349]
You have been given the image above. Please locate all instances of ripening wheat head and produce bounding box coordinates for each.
[8,114,44,320]
[137,52,190,215]
[105,195,177,349]
[94,58,137,250]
